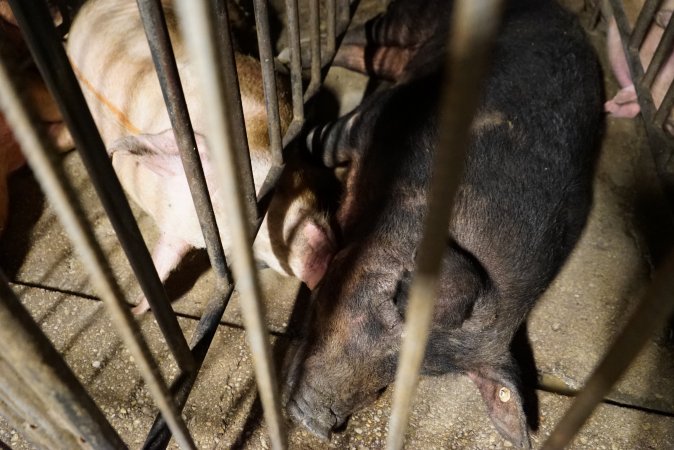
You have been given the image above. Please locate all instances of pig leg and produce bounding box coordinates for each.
[131,234,192,315]
[605,17,641,118]
[468,364,531,449]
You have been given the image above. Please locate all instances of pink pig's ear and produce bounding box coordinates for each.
[468,365,531,449]
[108,129,211,178]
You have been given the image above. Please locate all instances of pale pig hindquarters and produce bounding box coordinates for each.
[66,0,336,313]
[605,0,674,134]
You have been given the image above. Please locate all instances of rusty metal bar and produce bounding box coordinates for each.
[136,0,231,283]
[326,0,337,58]
[143,280,234,449]
[285,0,304,122]
[542,250,674,449]
[0,394,64,450]
[629,0,660,50]
[338,0,350,34]
[655,74,674,126]
[0,11,195,449]
[174,1,287,449]
[610,0,674,190]
[252,0,285,167]
[8,0,194,373]
[142,182,281,448]
[305,0,322,101]
[0,272,123,449]
[213,0,259,226]
[385,1,505,449]
[643,8,674,88]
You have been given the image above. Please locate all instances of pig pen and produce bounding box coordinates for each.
[0,1,673,449]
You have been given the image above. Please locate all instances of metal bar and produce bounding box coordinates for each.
[0,271,124,449]
[0,354,100,449]
[8,0,194,373]
[285,0,304,122]
[0,26,195,450]
[142,201,275,449]
[655,72,674,126]
[136,0,231,282]
[542,250,674,449]
[326,0,337,58]
[252,0,285,167]
[213,0,259,226]
[0,394,64,450]
[143,280,234,449]
[629,0,660,50]
[305,0,322,101]
[174,1,287,449]
[338,0,350,35]
[610,0,674,180]
[385,1,504,449]
[643,8,674,88]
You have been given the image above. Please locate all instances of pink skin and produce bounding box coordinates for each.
[109,131,335,314]
[605,7,674,130]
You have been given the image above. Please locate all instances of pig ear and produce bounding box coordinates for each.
[305,111,362,168]
[468,366,531,449]
[656,10,673,29]
[109,130,211,178]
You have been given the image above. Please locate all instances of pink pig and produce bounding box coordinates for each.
[67,0,337,313]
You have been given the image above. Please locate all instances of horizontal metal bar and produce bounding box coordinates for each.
[0,394,65,450]
[285,0,305,122]
[629,0,660,50]
[136,0,231,282]
[253,0,285,167]
[8,0,194,373]
[0,270,124,449]
[386,1,505,449]
[542,250,674,449]
[643,8,674,88]
[0,7,195,446]
[174,1,286,449]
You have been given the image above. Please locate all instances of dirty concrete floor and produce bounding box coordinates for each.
[1,0,674,449]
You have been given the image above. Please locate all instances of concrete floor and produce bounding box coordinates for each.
[1,1,674,449]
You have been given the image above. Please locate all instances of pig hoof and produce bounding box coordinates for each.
[131,300,150,315]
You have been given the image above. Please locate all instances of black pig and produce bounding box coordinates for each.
[286,0,603,447]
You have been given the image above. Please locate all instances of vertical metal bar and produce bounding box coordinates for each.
[305,0,322,100]
[655,73,674,126]
[385,1,504,449]
[7,0,194,373]
[213,0,259,226]
[136,0,232,282]
[326,0,337,59]
[629,0,660,50]
[542,251,674,449]
[0,271,125,449]
[174,1,286,449]
[252,0,285,166]
[143,281,234,449]
[285,0,305,122]
[338,0,350,35]
[642,11,674,88]
[0,46,195,450]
